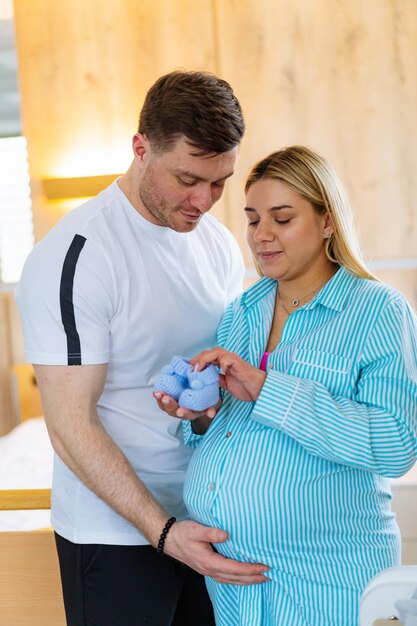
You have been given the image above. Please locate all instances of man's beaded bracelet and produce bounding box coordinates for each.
[156,516,177,554]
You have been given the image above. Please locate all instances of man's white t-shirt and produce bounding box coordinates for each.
[16,181,244,545]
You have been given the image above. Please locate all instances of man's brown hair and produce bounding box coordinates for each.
[138,70,244,155]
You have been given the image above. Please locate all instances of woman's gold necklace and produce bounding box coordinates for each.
[278,271,337,311]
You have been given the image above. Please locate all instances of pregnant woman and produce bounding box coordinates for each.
[156,145,417,626]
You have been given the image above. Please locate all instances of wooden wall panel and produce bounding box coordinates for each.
[12,0,417,302]
[214,0,417,275]
[13,0,223,240]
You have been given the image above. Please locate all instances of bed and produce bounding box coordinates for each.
[0,417,65,625]
[0,417,53,531]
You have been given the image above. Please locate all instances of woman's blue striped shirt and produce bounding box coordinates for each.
[183,267,417,626]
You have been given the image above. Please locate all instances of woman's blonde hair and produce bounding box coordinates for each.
[245,145,376,280]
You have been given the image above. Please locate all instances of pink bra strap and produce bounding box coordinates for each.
[259,351,270,372]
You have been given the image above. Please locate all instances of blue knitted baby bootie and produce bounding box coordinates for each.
[154,356,192,401]
[178,365,220,411]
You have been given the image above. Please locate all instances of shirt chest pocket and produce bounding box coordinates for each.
[286,348,353,396]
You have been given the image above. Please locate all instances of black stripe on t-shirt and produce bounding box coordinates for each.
[59,234,87,365]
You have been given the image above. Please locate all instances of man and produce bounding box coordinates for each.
[17,71,268,626]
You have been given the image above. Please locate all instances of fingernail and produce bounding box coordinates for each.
[177,410,184,417]
[162,398,169,405]
[154,392,161,399]
[193,363,200,372]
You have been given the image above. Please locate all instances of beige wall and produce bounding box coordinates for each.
[13,0,417,304]
[13,0,222,240]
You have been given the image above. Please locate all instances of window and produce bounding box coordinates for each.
[0,136,34,283]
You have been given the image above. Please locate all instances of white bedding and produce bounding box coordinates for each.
[0,416,415,533]
[0,417,53,530]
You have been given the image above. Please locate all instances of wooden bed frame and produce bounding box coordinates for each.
[0,489,65,625]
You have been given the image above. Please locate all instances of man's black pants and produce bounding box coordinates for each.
[55,533,215,626]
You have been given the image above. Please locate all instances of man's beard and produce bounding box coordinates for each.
[138,180,199,233]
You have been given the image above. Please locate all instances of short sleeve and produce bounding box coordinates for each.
[16,232,116,365]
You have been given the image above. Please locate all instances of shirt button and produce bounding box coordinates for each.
[225,431,232,439]
[208,482,215,491]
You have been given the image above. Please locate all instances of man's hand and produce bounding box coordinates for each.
[153,392,221,434]
[164,519,269,585]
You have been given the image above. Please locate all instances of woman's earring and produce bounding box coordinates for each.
[324,232,332,239]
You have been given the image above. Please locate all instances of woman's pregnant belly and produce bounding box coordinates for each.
[183,418,399,584]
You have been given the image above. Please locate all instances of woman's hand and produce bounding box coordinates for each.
[191,348,266,402]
